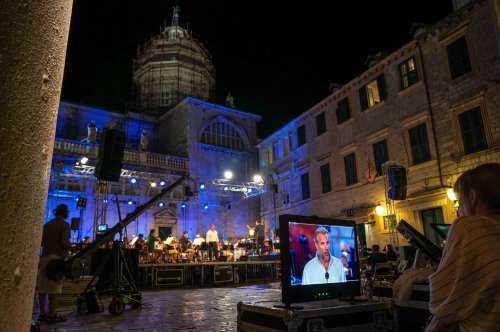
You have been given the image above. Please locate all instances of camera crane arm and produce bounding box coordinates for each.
[56,174,193,281]
[74,173,191,260]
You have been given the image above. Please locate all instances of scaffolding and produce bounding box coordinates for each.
[93,180,109,239]
[382,161,399,246]
[131,8,215,116]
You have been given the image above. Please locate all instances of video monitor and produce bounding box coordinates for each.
[97,224,108,232]
[279,214,361,306]
[396,219,442,262]
[430,223,451,240]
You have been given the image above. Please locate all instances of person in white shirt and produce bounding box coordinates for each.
[206,224,219,261]
[302,227,346,285]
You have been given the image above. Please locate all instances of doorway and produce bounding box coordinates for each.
[158,227,173,241]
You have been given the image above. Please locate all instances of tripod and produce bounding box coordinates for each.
[84,195,142,315]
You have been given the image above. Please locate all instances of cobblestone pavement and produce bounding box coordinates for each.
[34,282,281,332]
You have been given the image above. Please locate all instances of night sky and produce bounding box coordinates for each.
[61,1,454,138]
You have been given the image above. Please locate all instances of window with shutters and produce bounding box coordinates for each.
[301,173,310,200]
[373,140,389,176]
[320,163,332,193]
[458,107,487,154]
[408,123,431,165]
[336,97,350,124]
[344,153,358,186]
[399,57,419,89]
[446,36,472,79]
[316,112,327,136]
[297,125,306,147]
[359,75,387,111]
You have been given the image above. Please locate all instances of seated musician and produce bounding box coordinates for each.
[81,236,91,248]
[179,231,194,261]
[135,234,145,250]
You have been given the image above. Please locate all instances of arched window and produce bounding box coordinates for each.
[200,120,245,151]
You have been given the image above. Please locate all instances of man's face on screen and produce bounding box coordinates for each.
[315,232,330,263]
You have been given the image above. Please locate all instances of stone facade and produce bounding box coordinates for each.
[47,8,262,244]
[257,0,500,249]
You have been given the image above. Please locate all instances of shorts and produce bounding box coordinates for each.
[37,254,64,294]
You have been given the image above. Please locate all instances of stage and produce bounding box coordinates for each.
[137,258,280,288]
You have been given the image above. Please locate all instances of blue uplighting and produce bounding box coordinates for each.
[181,203,186,208]
[204,204,209,210]
[160,180,166,186]
[157,201,165,208]
[199,183,205,190]
[247,188,253,193]
[223,186,229,191]
[130,178,137,184]
[128,200,133,205]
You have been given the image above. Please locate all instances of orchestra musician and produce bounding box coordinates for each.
[206,224,219,261]
[179,231,194,261]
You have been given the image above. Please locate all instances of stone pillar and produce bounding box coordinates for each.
[0,1,73,330]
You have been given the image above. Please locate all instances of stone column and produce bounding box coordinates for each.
[0,1,73,330]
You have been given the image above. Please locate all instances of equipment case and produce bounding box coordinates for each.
[237,300,394,332]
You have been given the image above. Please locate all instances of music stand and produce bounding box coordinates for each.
[192,237,205,246]
[129,236,139,247]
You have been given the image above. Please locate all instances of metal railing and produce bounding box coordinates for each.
[53,138,189,171]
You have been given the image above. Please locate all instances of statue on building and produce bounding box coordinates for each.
[225,93,235,108]
[82,120,97,143]
[139,130,148,151]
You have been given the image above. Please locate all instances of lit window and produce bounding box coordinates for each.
[359,75,387,111]
[399,57,419,89]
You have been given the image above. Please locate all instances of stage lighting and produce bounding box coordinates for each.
[224,170,233,179]
[130,178,137,184]
[247,188,253,193]
[181,203,186,208]
[76,197,87,209]
[253,174,262,182]
[157,201,165,208]
[150,182,157,188]
[375,204,385,216]
[80,157,89,165]
[160,180,166,186]
[199,183,205,190]
[204,204,208,210]
[128,200,133,205]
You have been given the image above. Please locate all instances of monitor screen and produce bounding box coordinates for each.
[430,223,451,240]
[97,224,108,232]
[397,219,442,262]
[279,214,361,305]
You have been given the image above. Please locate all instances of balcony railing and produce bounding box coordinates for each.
[53,139,189,171]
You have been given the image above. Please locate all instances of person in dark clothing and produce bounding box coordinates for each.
[367,244,388,273]
[254,220,265,256]
[384,244,398,261]
[38,204,71,322]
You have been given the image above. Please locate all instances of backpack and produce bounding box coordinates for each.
[85,289,103,314]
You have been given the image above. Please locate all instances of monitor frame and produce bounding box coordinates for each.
[279,214,361,307]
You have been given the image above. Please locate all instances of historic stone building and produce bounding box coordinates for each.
[257,0,500,249]
[132,6,215,116]
[48,8,261,243]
